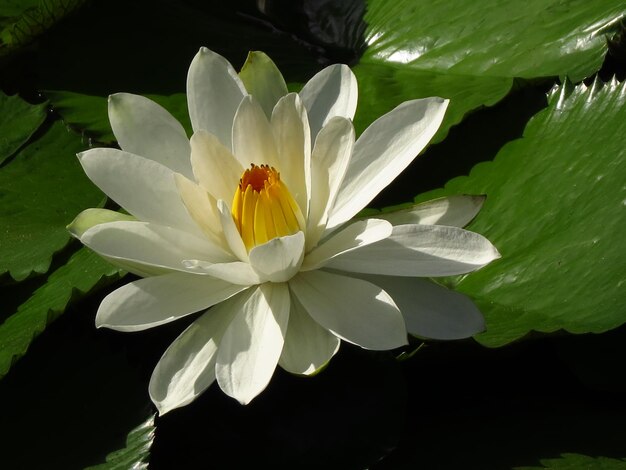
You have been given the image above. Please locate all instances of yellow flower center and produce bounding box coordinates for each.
[232,164,304,251]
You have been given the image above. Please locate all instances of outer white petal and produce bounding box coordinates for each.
[232,95,279,169]
[80,220,233,274]
[96,272,247,332]
[175,173,227,249]
[187,47,247,150]
[190,130,243,202]
[299,64,358,141]
[182,260,263,286]
[326,224,501,277]
[149,295,241,415]
[248,232,305,282]
[376,195,485,228]
[289,270,407,350]
[216,283,290,405]
[78,148,202,236]
[306,116,354,250]
[279,296,340,375]
[328,98,449,229]
[217,200,248,262]
[108,93,193,179]
[361,275,485,339]
[239,51,288,118]
[301,219,391,271]
[271,93,311,215]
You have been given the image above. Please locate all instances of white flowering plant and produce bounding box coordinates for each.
[1,1,624,468]
[67,48,499,411]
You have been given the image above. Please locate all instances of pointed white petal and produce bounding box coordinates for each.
[182,260,262,286]
[326,224,501,277]
[149,297,241,415]
[239,51,288,118]
[216,283,290,404]
[81,220,233,274]
[248,232,305,282]
[78,148,202,236]
[187,47,247,149]
[358,275,485,340]
[271,93,311,215]
[96,272,247,332]
[108,93,193,179]
[299,64,358,140]
[232,95,279,169]
[328,98,449,229]
[279,296,340,375]
[174,173,228,249]
[289,271,407,350]
[217,200,248,262]
[306,116,354,250]
[190,130,243,202]
[301,219,391,271]
[67,208,135,239]
[376,195,485,227]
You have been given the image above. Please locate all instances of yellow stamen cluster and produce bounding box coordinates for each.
[232,164,304,251]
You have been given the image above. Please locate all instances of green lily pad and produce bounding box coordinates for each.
[363,0,626,82]
[85,413,155,470]
[0,120,105,280]
[354,0,626,144]
[0,91,47,165]
[0,247,121,378]
[415,79,626,347]
[516,453,626,469]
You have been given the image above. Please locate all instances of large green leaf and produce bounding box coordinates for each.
[516,453,626,469]
[0,91,46,165]
[363,0,626,81]
[0,247,121,378]
[0,0,87,54]
[84,413,155,470]
[414,79,626,347]
[355,0,626,143]
[0,120,105,280]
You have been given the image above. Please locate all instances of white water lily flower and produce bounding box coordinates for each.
[69,47,500,413]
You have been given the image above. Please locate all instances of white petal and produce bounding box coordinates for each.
[299,64,357,141]
[187,47,247,150]
[80,220,233,274]
[232,95,279,169]
[96,272,247,332]
[376,195,485,227]
[108,93,193,179]
[301,219,391,271]
[239,51,288,118]
[358,275,485,340]
[190,130,243,202]
[279,296,340,375]
[289,270,407,350]
[149,296,241,415]
[328,98,449,229]
[182,260,262,286]
[271,93,311,215]
[326,224,501,277]
[217,200,248,262]
[175,173,228,249]
[306,116,354,250]
[78,148,202,236]
[248,232,305,282]
[216,283,290,404]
